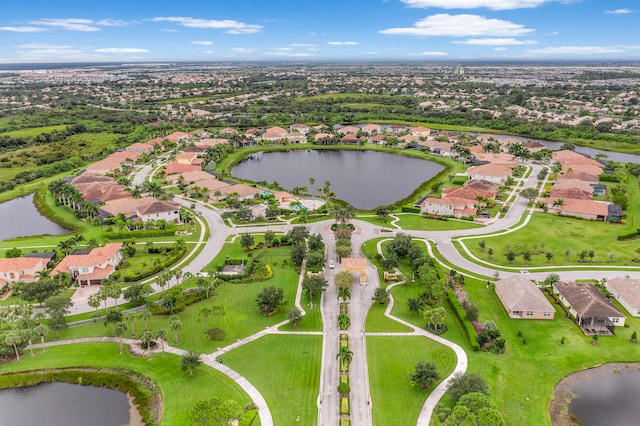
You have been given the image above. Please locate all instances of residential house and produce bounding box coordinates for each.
[274,191,292,203]
[217,184,261,200]
[0,257,48,288]
[410,126,431,137]
[314,133,336,145]
[126,142,154,154]
[419,196,477,218]
[523,141,546,152]
[557,199,610,220]
[473,153,517,168]
[340,134,363,145]
[552,179,594,194]
[78,183,131,205]
[389,125,406,135]
[417,140,453,156]
[464,179,501,196]
[166,170,216,185]
[339,125,360,135]
[467,164,512,184]
[99,196,157,219]
[219,128,238,136]
[289,124,310,134]
[548,187,593,201]
[553,280,626,334]
[164,163,201,175]
[606,278,640,317]
[175,152,199,165]
[367,135,387,145]
[287,133,307,144]
[361,124,381,135]
[494,275,555,319]
[261,126,288,143]
[197,138,230,148]
[85,157,125,175]
[560,164,603,176]
[71,173,114,186]
[52,243,123,286]
[164,131,189,143]
[136,200,181,223]
[442,186,496,203]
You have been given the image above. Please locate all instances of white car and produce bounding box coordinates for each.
[329,260,335,269]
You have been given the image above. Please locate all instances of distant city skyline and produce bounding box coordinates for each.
[2,0,639,63]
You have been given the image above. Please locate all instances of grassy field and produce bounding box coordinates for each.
[0,132,121,183]
[0,342,252,425]
[367,336,456,426]
[223,334,322,426]
[0,125,68,137]
[357,213,483,231]
[452,276,640,425]
[458,213,640,268]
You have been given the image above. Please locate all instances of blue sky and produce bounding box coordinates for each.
[1,0,639,63]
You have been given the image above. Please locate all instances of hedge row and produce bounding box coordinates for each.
[117,248,186,282]
[599,174,620,182]
[446,288,480,352]
[104,228,177,240]
[618,229,640,241]
[401,206,421,213]
[0,368,159,425]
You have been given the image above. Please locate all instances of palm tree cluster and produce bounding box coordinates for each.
[48,180,99,219]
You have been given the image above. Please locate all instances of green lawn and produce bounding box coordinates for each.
[0,342,252,425]
[458,213,640,268]
[367,336,457,426]
[223,334,322,426]
[391,214,482,231]
[365,299,413,332]
[436,276,640,425]
[0,125,68,137]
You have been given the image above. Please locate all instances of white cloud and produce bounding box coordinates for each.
[265,51,314,57]
[0,26,47,32]
[454,38,537,45]
[526,46,625,55]
[231,47,256,53]
[94,48,150,53]
[494,47,507,51]
[605,9,633,15]
[327,41,359,45]
[16,43,72,49]
[191,41,213,45]
[161,29,178,33]
[289,43,317,48]
[273,47,293,51]
[410,51,449,56]
[364,52,380,55]
[30,18,100,31]
[96,19,127,26]
[379,14,534,37]
[400,0,550,9]
[151,17,262,34]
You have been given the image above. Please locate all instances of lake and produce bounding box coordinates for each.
[231,149,444,209]
[550,363,640,426]
[0,194,69,240]
[0,382,131,426]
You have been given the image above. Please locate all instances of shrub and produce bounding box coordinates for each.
[338,382,350,395]
[401,206,421,213]
[340,397,350,415]
[617,229,640,241]
[447,288,480,351]
[599,174,620,182]
[206,328,226,341]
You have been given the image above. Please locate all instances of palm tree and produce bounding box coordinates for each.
[88,294,101,318]
[140,330,155,358]
[338,314,351,330]
[338,287,351,302]
[124,312,137,336]
[181,350,202,376]
[169,315,182,345]
[138,308,152,330]
[337,346,353,368]
[156,329,167,357]
[35,325,49,353]
[5,331,23,362]
[114,322,127,355]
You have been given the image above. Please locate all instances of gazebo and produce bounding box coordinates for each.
[341,258,368,285]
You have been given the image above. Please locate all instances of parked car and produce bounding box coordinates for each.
[329,260,335,269]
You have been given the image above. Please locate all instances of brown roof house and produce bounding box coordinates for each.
[52,243,123,286]
[467,164,512,185]
[0,257,48,289]
[495,275,555,319]
[136,200,181,223]
[606,278,640,317]
[553,280,625,334]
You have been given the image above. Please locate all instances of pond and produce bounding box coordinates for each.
[231,149,444,209]
[0,382,131,426]
[0,193,69,241]
[550,363,640,426]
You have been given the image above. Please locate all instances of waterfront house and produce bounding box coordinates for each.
[467,164,512,185]
[553,280,625,334]
[136,200,181,223]
[410,126,430,137]
[419,196,477,218]
[0,257,48,288]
